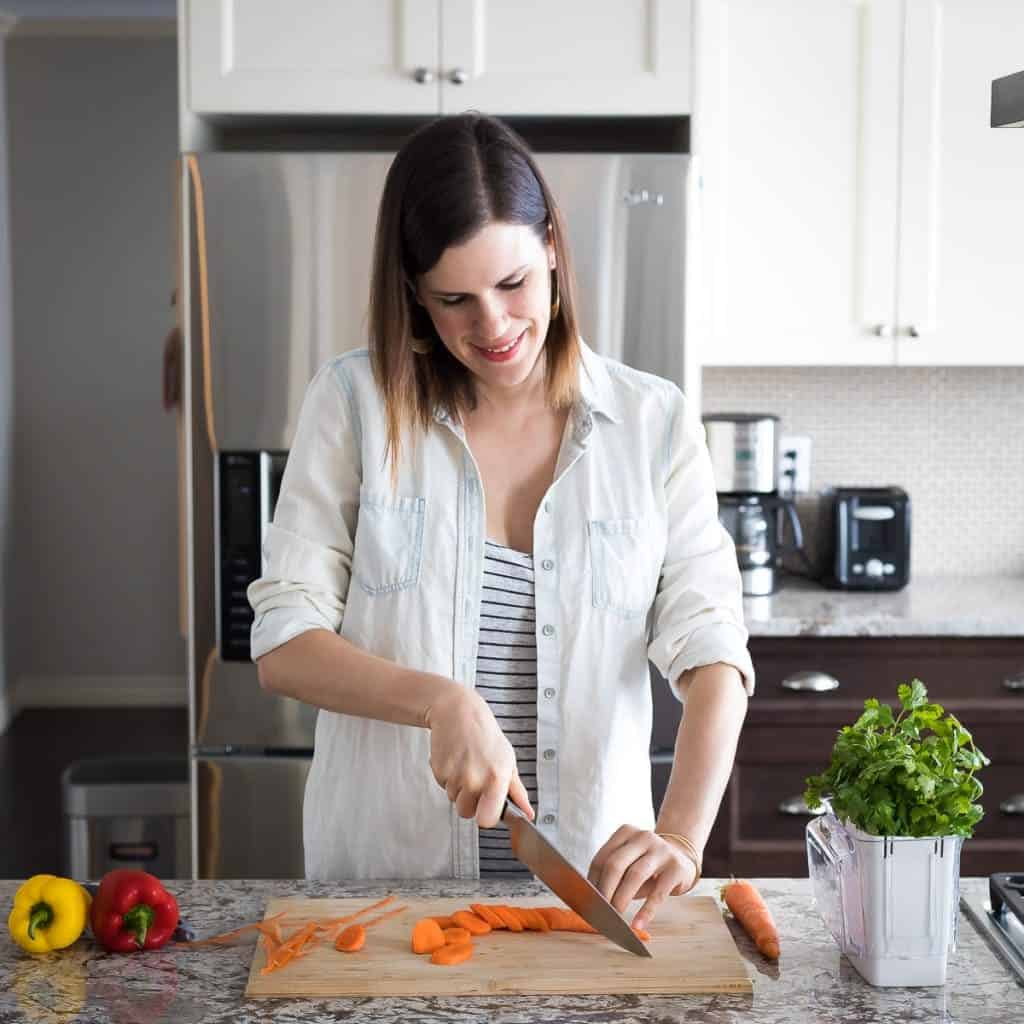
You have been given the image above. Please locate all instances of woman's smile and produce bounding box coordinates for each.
[472,328,527,363]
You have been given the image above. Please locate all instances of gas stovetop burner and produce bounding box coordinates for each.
[961,874,1024,983]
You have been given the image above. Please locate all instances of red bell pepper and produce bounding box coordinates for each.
[89,869,179,952]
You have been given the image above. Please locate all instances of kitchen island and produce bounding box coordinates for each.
[0,877,1016,1023]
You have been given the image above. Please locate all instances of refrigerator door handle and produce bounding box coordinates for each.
[185,155,219,454]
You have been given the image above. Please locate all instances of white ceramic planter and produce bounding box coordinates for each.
[807,812,963,987]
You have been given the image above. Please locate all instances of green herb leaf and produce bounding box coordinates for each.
[803,680,990,837]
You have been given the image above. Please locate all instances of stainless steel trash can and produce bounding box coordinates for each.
[62,757,190,879]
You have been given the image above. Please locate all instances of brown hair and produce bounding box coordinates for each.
[368,112,581,480]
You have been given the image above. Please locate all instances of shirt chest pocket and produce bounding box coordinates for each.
[352,489,426,596]
[588,517,651,620]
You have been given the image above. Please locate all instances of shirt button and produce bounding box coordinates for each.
[543,687,556,699]
[542,625,555,637]
[543,501,552,514]
[541,558,554,571]
[543,748,556,760]
[543,813,556,825]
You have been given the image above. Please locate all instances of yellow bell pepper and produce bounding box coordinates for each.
[8,874,91,954]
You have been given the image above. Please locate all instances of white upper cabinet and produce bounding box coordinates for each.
[439,0,691,115]
[895,0,1024,365]
[186,0,692,117]
[699,0,1024,367]
[187,1,440,115]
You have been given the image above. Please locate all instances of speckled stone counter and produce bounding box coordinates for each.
[744,575,1024,637]
[0,877,1016,1023]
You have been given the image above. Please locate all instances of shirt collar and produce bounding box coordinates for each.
[576,338,623,425]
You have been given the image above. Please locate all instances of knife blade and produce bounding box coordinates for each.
[502,801,652,957]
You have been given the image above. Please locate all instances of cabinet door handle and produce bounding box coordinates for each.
[868,323,893,337]
[1003,675,1024,692]
[650,748,675,766]
[780,670,840,693]
[778,796,824,817]
[895,324,920,338]
[1000,795,1024,815]
[412,67,435,84]
[448,67,469,85]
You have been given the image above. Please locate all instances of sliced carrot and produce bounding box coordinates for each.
[442,926,472,945]
[470,903,506,929]
[431,915,457,929]
[431,939,474,966]
[537,907,561,930]
[451,910,491,935]
[518,907,550,932]
[722,879,780,960]
[334,924,366,952]
[492,905,524,932]
[411,918,446,955]
[633,926,651,942]
[540,907,597,933]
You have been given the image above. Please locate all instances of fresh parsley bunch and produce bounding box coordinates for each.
[804,680,990,838]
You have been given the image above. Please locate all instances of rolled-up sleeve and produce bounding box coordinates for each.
[647,390,755,701]
[247,361,360,661]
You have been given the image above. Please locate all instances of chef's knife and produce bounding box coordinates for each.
[502,801,652,957]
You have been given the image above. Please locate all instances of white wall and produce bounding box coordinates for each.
[5,30,185,716]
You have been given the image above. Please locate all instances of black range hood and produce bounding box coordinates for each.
[991,70,1024,127]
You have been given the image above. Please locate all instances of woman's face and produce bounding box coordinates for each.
[415,220,555,396]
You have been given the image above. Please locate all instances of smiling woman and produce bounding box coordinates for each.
[248,112,754,931]
[367,114,581,483]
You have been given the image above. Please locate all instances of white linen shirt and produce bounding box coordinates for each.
[248,341,755,882]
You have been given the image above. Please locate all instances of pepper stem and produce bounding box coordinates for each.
[27,902,53,940]
[122,903,155,948]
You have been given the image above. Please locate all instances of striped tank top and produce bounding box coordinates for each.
[476,539,539,877]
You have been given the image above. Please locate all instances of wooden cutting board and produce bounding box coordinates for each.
[244,894,752,997]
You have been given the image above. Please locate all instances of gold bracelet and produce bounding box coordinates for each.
[656,832,703,891]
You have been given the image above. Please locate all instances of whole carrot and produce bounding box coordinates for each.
[721,879,780,960]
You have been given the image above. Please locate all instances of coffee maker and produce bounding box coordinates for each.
[702,413,808,596]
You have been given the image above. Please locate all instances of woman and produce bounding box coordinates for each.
[248,113,754,932]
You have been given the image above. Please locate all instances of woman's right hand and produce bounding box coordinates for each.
[424,683,534,829]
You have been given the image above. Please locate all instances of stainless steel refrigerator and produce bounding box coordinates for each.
[181,147,692,879]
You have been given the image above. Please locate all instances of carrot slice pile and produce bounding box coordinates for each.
[407,902,654,967]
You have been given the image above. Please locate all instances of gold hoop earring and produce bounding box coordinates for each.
[550,270,560,320]
[410,336,434,355]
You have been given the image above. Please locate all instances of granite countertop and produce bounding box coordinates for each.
[744,575,1024,638]
[0,877,1016,1023]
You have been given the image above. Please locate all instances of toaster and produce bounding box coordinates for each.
[823,487,910,590]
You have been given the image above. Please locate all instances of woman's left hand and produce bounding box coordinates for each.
[587,826,698,932]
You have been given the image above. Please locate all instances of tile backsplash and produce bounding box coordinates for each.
[701,367,1024,578]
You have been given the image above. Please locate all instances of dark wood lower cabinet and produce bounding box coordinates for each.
[651,637,1024,877]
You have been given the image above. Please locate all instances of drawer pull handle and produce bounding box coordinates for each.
[778,796,824,817]
[1000,795,1024,816]
[1003,676,1024,693]
[781,670,840,693]
[650,749,674,766]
